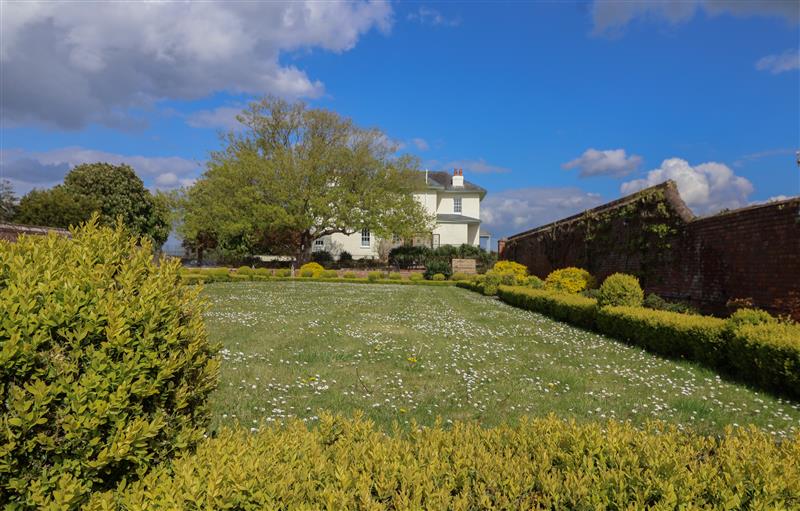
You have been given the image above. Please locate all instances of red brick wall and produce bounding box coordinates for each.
[500,183,800,320]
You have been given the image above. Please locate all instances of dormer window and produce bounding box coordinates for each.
[453,196,462,214]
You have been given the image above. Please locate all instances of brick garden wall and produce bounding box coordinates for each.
[499,181,800,320]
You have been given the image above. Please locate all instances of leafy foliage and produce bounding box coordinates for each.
[597,273,644,307]
[0,179,17,221]
[0,218,219,508]
[431,273,446,281]
[492,260,528,279]
[311,250,333,265]
[545,267,596,294]
[643,293,698,314]
[338,251,353,264]
[424,259,451,280]
[498,286,598,329]
[13,163,170,246]
[179,97,432,262]
[86,414,800,510]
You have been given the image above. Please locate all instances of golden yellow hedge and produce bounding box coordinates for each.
[86,414,800,510]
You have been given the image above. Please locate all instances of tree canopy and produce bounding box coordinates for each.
[0,179,17,222]
[14,163,170,246]
[179,97,432,262]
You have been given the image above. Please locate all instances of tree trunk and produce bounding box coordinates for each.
[295,232,314,266]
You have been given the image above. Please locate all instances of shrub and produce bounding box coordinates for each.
[597,306,727,367]
[85,415,800,510]
[342,271,357,279]
[0,219,219,508]
[597,273,644,308]
[525,275,544,289]
[424,259,451,280]
[338,251,353,264]
[299,269,315,278]
[432,273,446,281]
[367,271,382,282]
[320,270,339,279]
[482,272,502,296]
[498,286,598,329]
[726,308,776,329]
[311,250,333,266]
[237,265,253,275]
[387,272,402,280]
[408,273,424,281]
[728,322,800,397]
[388,245,430,269]
[492,260,528,279]
[299,262,324,278]
[643,293,698,314]
[274,268,291,278]
[254,268,273,277]
[450,272,471,281]
[545,267,596,294]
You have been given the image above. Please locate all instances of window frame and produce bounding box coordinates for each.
[361,228,371,247]
[453,196,462,214]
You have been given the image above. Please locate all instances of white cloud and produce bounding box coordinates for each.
[482,187,604,240]
[621,157,754,215]
[407,7,461,27]
[755,49,800,74]
[591,0,799,36]
[410,138,430,151]
[0,147,202,193]
[442,158,510,174]
[562,148,642,178]
[0,1,392,129]
[186,106,246,131]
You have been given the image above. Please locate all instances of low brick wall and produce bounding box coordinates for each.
[0,223,70,242]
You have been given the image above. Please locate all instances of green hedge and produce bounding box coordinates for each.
[85,414,800,510]
[0,219,219,508]
[596,306,728,366]
[461,285,800,399]
[181,273,457,287]
[728,322,800,397]
[498,286,598,330]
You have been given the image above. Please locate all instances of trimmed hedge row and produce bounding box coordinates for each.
[86,414,800,510]
[182,272,457,287]
[459,284,800,399]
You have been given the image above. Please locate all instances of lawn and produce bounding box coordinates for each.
[204,281,800,436]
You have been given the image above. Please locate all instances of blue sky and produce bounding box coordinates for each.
[1,0,798,240]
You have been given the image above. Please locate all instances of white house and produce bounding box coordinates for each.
[315,169,488,259]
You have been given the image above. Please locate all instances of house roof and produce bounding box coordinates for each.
[436,214,481,224]
[479,229,492,237]
[423,171,487,198]
[0,222,71,242]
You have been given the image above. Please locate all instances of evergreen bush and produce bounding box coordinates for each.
[0,219,219,508]
[545,267,596,294]
[597,273,644,307]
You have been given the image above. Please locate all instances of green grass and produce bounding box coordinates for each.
[204,281,800,436]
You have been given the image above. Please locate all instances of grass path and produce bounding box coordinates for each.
[204,281,800,436]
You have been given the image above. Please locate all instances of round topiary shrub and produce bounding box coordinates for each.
[387,272,402,280]
[597,273,644,307]
[450,272,470,281]
[320,270,339,279]
[367,271,382,282]
[492,260,528,279]
[408,273,424,281]
[299,262,324,278]
[237,265,253,275]
[544,267,596,294]
[432,273,446,281]
[274,268,291,278]
[0,219,219,508]
[342,271,357,279]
